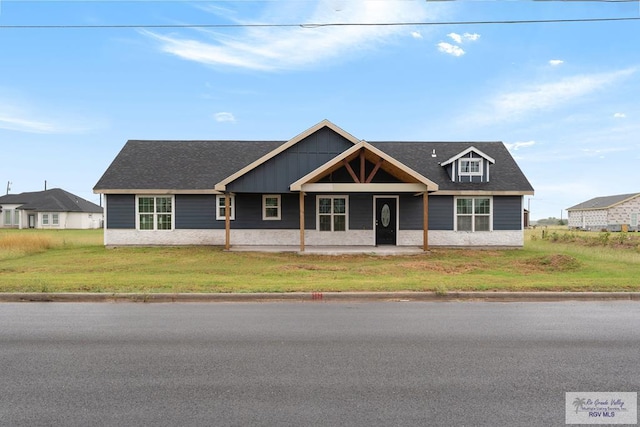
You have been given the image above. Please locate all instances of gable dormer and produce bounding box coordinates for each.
[440,146,495,183]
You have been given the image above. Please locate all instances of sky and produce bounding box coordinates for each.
[1,0,638,221]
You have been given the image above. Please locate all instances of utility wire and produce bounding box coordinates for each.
[1,16,639,28]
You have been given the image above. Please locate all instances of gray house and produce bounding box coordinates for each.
[567,193,640,231]
[93,120,534,250]
[0,188,103,229]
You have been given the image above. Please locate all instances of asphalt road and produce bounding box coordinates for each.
[0,301,638,426]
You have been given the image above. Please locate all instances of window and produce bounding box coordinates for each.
[42,214,49,225]
[216,195,235,220]
[459,158,482,176]
[317,196,348,232]
[456,197,491,232]
[137,196,173,230]
[3,210,12,226]
[262,195,281,220]
[52,214,59,226]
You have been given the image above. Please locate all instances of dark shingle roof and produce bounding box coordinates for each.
[0,188,103,213]
[94,140,283,191]
[94,138,533,193]
[369,141,533,192]
[567,193,640,211]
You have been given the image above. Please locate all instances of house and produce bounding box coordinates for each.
[567,193,640,231]
[0,188,103,229]
[93,120,534,250]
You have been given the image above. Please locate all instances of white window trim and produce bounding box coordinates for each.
[136,195,175,231]
[52,213,59,226]
[42,213,49,225]
[316,195,349,232]
[458,158,483,177]
[216,195,236,221]
[262,195,281,221]
[454,196,493,232]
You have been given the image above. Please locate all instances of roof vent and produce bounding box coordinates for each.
[431,149,437,158]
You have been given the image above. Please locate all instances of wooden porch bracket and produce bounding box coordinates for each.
[365,158,384,183]
[343,159,360,183]
[359,149,366,183]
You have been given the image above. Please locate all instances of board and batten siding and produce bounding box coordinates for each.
[227,127,354,193]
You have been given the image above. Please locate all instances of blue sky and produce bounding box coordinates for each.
[1,0,638,220]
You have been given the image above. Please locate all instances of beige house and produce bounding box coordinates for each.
[567,193,640,231]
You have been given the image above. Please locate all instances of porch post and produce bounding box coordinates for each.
[299,192,305,252]
[224,193,231,250]
[423,191,429,251]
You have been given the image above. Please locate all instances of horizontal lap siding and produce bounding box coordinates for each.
[399,195,453,230]
[175,195,217,229]
[350,194,373,230]
[493,196,522,230]
[106,194,135,229]
[429,196,454,230]
[233,194,300,229]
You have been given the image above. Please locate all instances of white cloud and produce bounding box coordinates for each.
[462,32,480,42]
[447,32,479,44]
[142,1,435,71]
[214,112,236,123]
[0,103,98,134]
[613,112,627,118]
[447,32,462,44]
[504,140,535,151]
[469,68,636,124]
[549,59,564,66]
[411,31,422,39]
[437,42,464,57]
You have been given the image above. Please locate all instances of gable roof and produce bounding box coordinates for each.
[94,140,282,193]
[214,120,360,192]
[290,141,439,191]
[567,193,640,211]
[440,146,496,166]
[0,188,103,213]
[94,121,534,195]
[369,141,533,194]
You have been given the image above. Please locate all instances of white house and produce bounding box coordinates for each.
[0,188,103,230]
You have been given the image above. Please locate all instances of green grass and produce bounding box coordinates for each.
[0,228,639,293]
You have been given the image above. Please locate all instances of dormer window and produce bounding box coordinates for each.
[441,146,495,183]
[459,158,482,176]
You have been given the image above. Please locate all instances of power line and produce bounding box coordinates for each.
[1,16,639,28]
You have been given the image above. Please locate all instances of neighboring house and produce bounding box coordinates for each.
[0,188,103,230]
[567,193,640,231]
[93,120,534,250]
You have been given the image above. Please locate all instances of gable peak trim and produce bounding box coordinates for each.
[214,120,360,191]
[440,146,496,166]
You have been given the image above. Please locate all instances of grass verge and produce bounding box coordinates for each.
[0,228,639,293]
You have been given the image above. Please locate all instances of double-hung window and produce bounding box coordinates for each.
[459,158,482,176]
[317,196,347,232]
[456,197,491,231]
[262,195,281,220]
[216,195,235,220]
[42,214,49,226]
[52,214,59,226]
[137,196,173,230]
[4,210,12,226]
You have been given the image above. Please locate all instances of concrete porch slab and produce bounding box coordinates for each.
[228,245,425,255]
